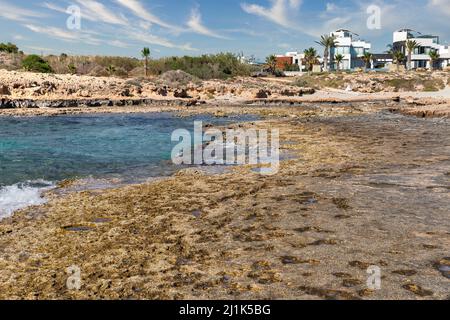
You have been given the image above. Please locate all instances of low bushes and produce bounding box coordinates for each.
[0,43,19,54]
[147,53,257,80]
[156,70,200,87]
[21,55,53,73]
[43,52,254,80]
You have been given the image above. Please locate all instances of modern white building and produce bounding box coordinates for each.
[275,51,306,72]
[440,45,450,68]
[285,52,304,67]
[393,29,450,69]
[329,29,371,70]
[238,54,258,65]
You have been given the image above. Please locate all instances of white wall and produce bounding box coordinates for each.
[393,31,408,43]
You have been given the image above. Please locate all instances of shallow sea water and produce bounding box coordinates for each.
[0,112,256,217]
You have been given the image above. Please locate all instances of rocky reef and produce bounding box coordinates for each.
[0,102,448,300]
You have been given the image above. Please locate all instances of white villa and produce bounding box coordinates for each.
[329,29,371,70]
[393,29,450,69]
[284,52,306,71]
[272,28,449,73]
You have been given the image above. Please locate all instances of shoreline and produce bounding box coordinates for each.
[0,111,256,219]
[1,87,449,118]
[0,101,449,299]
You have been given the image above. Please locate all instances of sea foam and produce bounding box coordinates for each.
[0,180,54,219]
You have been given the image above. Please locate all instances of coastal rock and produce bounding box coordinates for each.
[120,88,131,97]
[79,89,91,98]
[156,87,168,96]
[280,89,296,96]
[255,89,270,99]
[174,88,190,98]
[0,85,10,95]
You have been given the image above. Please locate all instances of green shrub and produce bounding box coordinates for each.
[0,42,19,54]
[292,74,343,89]
[157,70,200,86]
[147,53,256,80]
[22,55,53,73]
[32,52,256,79]
[284,63,300,72]
[67,63,77,74]
[45,55,140,75]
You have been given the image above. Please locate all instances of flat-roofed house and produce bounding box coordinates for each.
[329,29,371,70]
[276,52,305,71]
[275,55,293,70]
[393,29,450,69]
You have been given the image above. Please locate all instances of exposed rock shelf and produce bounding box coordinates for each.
[0,98,202,109]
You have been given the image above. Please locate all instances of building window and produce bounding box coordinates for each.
[335,46,350,55]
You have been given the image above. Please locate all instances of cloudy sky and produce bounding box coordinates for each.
[1,0,449,60]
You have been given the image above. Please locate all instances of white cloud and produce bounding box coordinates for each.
[115,0,181,32]
[289,0,302,9]
[187,7,228,39]
[241,0,301,28]
[139,20,152,31]
[39,1,196,52]
[24,24,102,45]
[75,0,128,26]
[127,29,197,51]
[110,39,130,48]
[25,24,79,41]
[224,28,265,37]
[428,0,450,16]
[42,2,97,21]
[13,34,26,40]
[325,3,338,12]
[278,43,291,48]
[0,1,46,22]
[23,45,57,54]
[44,1,129,25]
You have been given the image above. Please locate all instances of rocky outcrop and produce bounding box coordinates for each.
[254,89,270,99]
[0,85,10,95]
[389,104,450,118]
[307,71,449,93]
[173,88,190,98]
[0,69,316,103]
[0,98,204,109]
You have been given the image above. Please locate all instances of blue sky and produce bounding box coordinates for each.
[1,0,449,60]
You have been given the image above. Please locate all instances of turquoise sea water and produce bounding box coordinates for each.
[0,112,253,217]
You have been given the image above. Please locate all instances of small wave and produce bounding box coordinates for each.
[0,180,54,219]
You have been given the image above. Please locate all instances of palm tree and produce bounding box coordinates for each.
[385,44,394,55]
[429,50,440,71]
[392,50,405,72]
[303,48,319,72]
[141,47,150,77]
[405,40,418,71]
[265,54,277,74]
[334,54,344,71]
[361,52,373,71]
[106,64,116,76]
[316,34,336,72]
